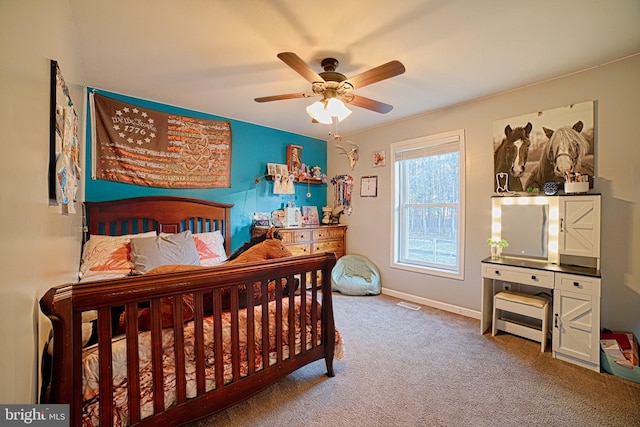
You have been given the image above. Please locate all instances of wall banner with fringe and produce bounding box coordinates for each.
[91,92,231,188]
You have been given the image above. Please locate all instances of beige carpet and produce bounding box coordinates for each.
[189,293,640,427]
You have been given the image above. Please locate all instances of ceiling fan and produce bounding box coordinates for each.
[255,52,405,122]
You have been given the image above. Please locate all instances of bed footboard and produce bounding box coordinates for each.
[40,253,339,426]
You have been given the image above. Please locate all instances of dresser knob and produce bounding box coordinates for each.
[531,275,537,280]
[495,270,500,276]
[573,282,580,287]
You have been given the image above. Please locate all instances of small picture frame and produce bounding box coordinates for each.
[275,163,288,176]
[266,163,277,176]
[360,176,378,197]
[302,206,320,225]
[373,150,386,167]
[287,144,303,173]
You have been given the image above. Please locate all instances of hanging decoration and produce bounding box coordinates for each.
[335,142,359,170]
[49,60,80,213]
[330,116,359,170]
[331,174,353,215]
[273,173,296,195]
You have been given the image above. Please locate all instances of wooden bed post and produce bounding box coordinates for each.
[322,253,338,377]
[39,285,76,415]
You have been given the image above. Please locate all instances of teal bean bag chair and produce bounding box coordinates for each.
[331,255,381,296]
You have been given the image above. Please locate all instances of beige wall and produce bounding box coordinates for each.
[0,0,85,403]
[328,55,640,338]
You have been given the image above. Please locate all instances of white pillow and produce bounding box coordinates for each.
[130,230,201,274]
[79,232,156,280]
[192,231,228,266]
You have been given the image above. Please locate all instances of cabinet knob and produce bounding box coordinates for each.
[531,275,537,281]
[495,270,500,276]
[573,281,580,287]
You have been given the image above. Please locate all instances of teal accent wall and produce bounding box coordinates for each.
[85,90,327,251]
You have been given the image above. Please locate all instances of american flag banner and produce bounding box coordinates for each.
[91,92,231,188]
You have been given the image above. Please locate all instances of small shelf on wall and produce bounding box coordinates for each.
[264,175,325,185]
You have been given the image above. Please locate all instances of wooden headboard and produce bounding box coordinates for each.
[84,196,234,255]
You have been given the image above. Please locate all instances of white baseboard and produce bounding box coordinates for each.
[381,288,481,320]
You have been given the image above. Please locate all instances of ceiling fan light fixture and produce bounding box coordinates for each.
[306,98,352,124]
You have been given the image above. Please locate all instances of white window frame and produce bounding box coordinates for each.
[390,129,466,280]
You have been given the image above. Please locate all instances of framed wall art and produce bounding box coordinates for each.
[373,150,386,167]
[49,59,80,210]
[287,144,302,173]
[492,100,595,193]
[360,175,378,197]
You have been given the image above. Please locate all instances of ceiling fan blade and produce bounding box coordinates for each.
[344,60,405,90]
[344,94,394,114]
[277,52,325,84]
[255,92,316,102]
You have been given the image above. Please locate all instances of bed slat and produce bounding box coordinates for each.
[230,285,241,381]
[261,283,270,368]
[172,296,187,404]
[150,299,165,414]
[125,303,141,425]
[246,282,256,375]
[97,307,114,426]
[193,292,206,396]
[212,288,224,389]
[275,285,283,364]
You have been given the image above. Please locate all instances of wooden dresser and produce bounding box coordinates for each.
[252,225,347,258]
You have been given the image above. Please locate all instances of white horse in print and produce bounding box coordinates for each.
[525,121,591,190]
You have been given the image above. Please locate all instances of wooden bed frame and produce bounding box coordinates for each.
[40,196,338,426]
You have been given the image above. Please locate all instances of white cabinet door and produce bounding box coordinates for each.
[552,273,601,371]
[559,195,601,258]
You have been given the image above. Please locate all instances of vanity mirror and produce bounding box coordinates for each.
[491,196,559,264]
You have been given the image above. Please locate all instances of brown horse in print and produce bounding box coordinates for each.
[494,122,533,192]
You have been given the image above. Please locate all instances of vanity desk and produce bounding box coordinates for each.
[483,194,602,371]
[481,257,601,371]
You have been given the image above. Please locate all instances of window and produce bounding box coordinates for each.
[391,129,465,279]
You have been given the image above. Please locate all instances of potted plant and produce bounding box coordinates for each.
[487,238,509,259]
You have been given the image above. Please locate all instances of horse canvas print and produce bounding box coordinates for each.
[492,101,595,193]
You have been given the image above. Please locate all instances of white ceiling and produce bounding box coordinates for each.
[68,0,640,140]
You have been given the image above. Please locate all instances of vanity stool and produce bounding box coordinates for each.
[492,291,550,352]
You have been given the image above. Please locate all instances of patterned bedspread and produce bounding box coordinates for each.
[80,293,344,426]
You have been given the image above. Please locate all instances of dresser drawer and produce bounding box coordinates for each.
[280,230,312,244]
[313,227,345,241]
[555,273,601,296]
[287,243,312,256]
[312,240,344,255]
[482,264,554,289]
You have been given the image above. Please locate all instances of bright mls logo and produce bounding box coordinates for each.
[0,405,68,426]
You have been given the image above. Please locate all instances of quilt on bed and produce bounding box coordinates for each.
[80,293,344,427]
